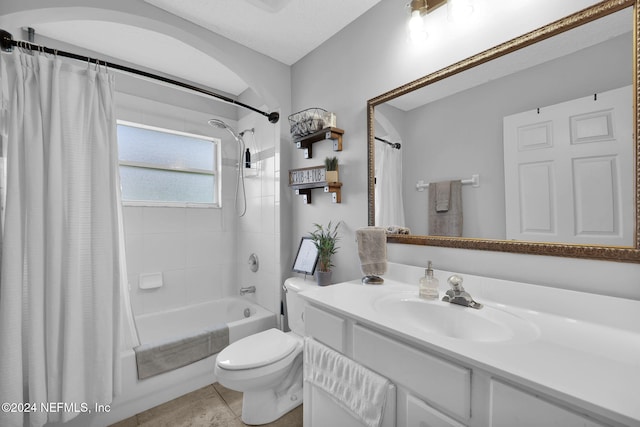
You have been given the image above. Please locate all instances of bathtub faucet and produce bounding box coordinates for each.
[240,286,256,296]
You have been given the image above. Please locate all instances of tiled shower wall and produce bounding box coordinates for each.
[118,94,272,320]
[123,205,237,315]
[236,115,281,321]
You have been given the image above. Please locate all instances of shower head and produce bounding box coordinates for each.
[208,119,242,141]
[207,118,227,129]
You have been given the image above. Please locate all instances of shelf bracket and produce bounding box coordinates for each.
[296,141,312,159]
[295,188,312,204]
[324,183,342,203]
[293,127,344,159]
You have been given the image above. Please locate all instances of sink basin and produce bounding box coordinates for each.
[373,292,538,343]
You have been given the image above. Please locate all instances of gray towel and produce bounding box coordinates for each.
[428,180,463,237]
[356,227,387,276]
[134,323,229,380]
[435,181,451,212]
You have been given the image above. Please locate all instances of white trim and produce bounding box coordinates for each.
[119,160,215,176]
[122,200,221,209]
[117,119,218,143]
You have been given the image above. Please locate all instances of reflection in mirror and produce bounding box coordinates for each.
[368,0,640,262]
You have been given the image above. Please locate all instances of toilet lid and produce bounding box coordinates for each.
[217,328,298,370]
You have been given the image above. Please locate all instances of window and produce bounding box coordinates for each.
[117,121,220,207]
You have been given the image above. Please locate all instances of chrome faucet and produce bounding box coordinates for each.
[240,285,256,296]
[442,275,482,309]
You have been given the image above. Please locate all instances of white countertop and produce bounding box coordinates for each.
[298,263,640,426]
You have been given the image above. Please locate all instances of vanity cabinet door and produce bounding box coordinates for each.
[489,380,608,427]
[405,393,467,427]
[353,324,471,423]
[305,384,397,427]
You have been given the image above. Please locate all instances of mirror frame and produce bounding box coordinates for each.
[367,0,640,263]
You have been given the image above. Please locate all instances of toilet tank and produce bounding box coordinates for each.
[284,277,316,335]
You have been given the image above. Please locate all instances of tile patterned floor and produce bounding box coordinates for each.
[109,383,303,427]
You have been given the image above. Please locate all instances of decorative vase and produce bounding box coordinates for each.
[325,170,339,183]
[315,270,332,286]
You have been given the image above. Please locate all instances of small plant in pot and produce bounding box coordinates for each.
[309,220,341,286]
[324,156,339,183]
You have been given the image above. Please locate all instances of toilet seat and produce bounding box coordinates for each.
[214,280,310,425]
[217,328,298,371]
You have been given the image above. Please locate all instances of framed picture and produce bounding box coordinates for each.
[292,236,319,275]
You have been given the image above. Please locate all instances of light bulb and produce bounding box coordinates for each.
[407,9,427,43]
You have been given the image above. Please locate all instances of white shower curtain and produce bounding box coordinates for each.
[375,140,405,227]
[0,50,121,427]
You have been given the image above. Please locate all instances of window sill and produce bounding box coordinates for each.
[122,201,221,209]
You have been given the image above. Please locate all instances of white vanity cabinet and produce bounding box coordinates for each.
[304,302,620,427]
[303,304,397,427]
[489,380,608,427]
[305,303,467,426]
[304,304,346,352]
[352,324,470,427]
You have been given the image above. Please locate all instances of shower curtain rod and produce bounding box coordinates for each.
[375,136,401,149]
[0,29,280,124]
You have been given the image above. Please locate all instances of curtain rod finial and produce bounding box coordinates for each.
[1,30,14,52]
[268,111,280,124]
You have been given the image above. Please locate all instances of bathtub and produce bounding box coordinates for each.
[135,297,275,345]
[63,297,276,427]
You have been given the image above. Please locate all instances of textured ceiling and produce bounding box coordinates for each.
[144,0,382,65]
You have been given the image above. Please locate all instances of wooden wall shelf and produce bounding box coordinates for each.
[294,127,344,158]
[291,182,342,204]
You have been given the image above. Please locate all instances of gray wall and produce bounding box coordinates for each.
[400,34,631,238]
[291,0,640,299]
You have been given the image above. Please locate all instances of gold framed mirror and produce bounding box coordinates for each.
[367,0,640,262]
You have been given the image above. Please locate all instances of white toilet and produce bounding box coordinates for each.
[214,277,314,425]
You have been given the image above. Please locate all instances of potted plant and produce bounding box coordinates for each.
[324,156,339,183]
[309,221,341,286]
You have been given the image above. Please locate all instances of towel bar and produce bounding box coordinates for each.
[416,174,479,192]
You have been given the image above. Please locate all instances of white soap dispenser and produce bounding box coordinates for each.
[419,261,439,300]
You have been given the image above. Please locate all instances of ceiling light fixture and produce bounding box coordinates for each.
[407,0,430,43]
[407,0,474,43]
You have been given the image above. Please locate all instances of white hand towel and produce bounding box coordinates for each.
[304,337,391,427]
[356,227,387,276]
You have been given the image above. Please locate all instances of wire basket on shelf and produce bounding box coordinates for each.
[288,108,336,139]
